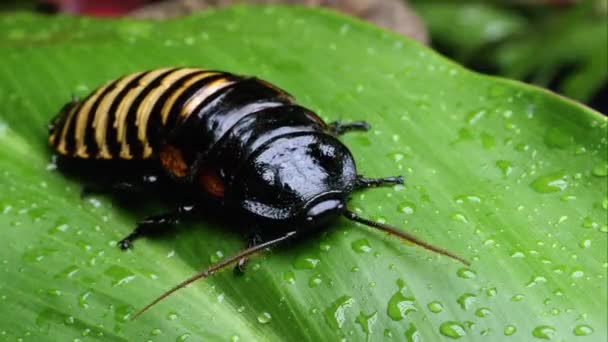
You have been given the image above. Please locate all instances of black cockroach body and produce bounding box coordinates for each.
[48,67,468,317]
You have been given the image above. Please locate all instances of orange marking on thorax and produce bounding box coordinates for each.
[159,145,189,178]
[198,167,225,198]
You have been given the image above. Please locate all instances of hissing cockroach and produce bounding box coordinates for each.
[48,67,468,317]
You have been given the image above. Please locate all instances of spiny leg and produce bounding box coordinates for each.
[328,120,370,135]
[355,175,404,190]
[117,204,196,250]
[234,232,263,275]
[81,174,162,198]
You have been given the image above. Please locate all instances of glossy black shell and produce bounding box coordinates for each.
[48,68,358,229]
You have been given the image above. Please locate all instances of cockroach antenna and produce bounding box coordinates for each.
[343,210,470,266]
[131,231,297,319]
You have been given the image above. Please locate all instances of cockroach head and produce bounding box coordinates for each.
[302,192,346,230]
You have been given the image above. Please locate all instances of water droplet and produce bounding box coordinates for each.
[47,289,62,297]
[427,301,443,313]
[591,162,607,177]
[475,307,492,317]
[387,152,407,163]
[387,280,417,320]
[209,250,224,263]
[526,275,547,287]
[579,239,591,248]
[582,217,599,229]
[450,212,468,223]
[456,268,477,279]
[293,254,320,269]
[561,194,576,201]
[319,242,331,251]
[486,287,497,296]
[22,247,58,262]
[372,215,387,224]
[556,215,568,225]
[453,194,482,204]
[257,312,272,324]
[283,271,296,284]
[397,201,416,215]
[104,265,135,287]
[574,145,587,154]
[167,311,179,321]
[504,324,517,336]
[355,311,377,335]
[465,108,487,125]
[553,265,566,274]
[439,321,466,339]
[176,333,191,342]
[351,239,372,253]
[308,274,322,288]
[47,218,69,235]
[78,291,91,309]
[511,251,525,258]
[115,304,133,323]
[456,293,476,310]
[530,172,568,193]
[55,265,79,279]
[532,325,555,340]
[573,324,594,336]
[515,143,529,152]
[570,269,584,278]
[404,323,421,342]
[544,128,571,149]
[324,296,355,330]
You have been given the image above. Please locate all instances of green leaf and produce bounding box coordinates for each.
[493,4,607,103]
[0,6,606,341]
[413,2,528,61]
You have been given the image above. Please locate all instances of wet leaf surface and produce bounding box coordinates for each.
[0,6,606,341]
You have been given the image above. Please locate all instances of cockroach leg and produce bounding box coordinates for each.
[234,231,263,275]
[354,175,404,190]
[328,120,371,135]
[117,204,196,250]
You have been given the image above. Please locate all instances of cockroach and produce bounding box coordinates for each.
[48,67,468,317]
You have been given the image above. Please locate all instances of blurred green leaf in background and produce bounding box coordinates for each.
[412,0,608,113]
